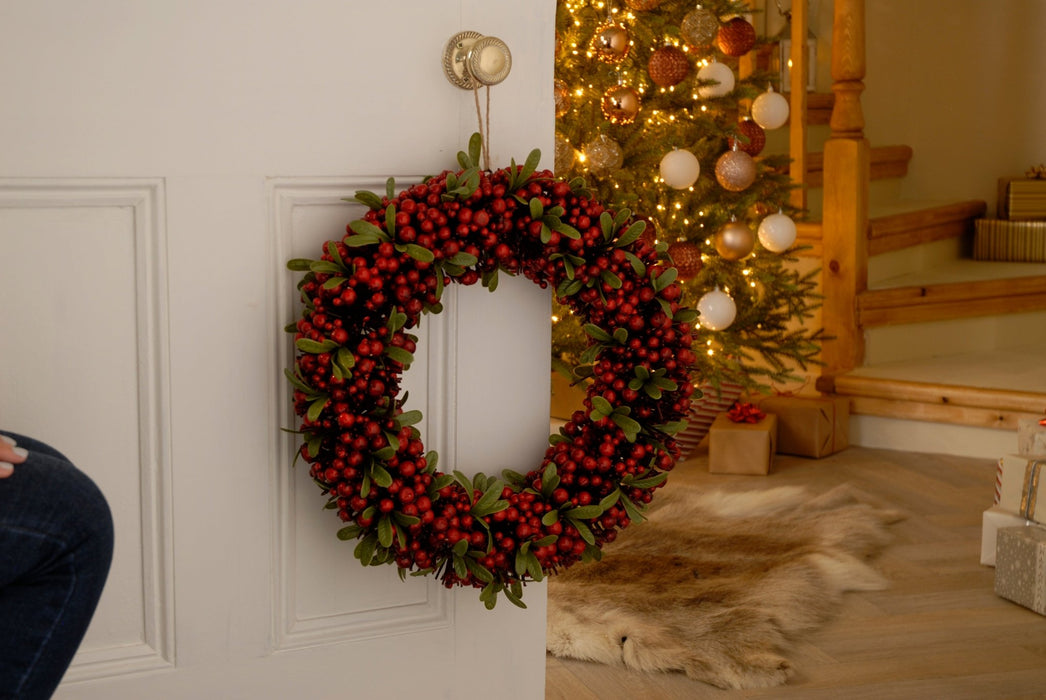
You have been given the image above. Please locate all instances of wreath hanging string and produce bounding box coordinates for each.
[286,135,697,608]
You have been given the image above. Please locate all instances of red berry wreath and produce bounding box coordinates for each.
[286,135,697,608]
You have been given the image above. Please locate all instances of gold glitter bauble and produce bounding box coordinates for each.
[715,148,757,192]
[583,135,624,176]
[592,23,630,64]
[667,241,703,280]
[554,79,571,118]
[554,132,575,174]
[681,7,719,48]
[715,220,755,261]
[600,84,641,124]
[647,46,691,88]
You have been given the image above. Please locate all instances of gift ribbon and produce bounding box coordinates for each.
[1020,461,1045,520]
[727,401,765,423]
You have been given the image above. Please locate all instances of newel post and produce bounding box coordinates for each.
[820,0,870,375]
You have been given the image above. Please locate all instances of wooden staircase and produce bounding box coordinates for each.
[782,0,1046,458]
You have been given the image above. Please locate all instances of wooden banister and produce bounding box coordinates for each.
[820,0,870,375]
[787,0,809,211]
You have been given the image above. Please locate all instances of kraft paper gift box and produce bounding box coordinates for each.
[708,412,777,475]
[754,395,849,458]
[996,455,1046,525]
[1018,418,1046,460]
[981,505,1034,566]
[994,525,1046,615]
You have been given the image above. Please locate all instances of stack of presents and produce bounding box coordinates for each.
[680,388,850,474]
[973,165,1046,263]
[981,416,1046,615]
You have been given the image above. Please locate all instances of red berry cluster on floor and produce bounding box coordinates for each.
[286,139,696,608]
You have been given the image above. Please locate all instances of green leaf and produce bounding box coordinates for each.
[469,132,483,169]
[482,267,499,292]
[612,327,628,344]
[453,538,469,558]
[590,395,613,418]
[348,219,391,243]
[377,515,393,548]
[472,479,506,517]
[286,258,314,271]
[566,504,603,520]
[652,267,678,294]
[521,147,541,184]
[385,346,414,366]
[541,463,559,495]
[336,347,355,371]
[556,278,583,298]
[601,270,622,289]
[582,323,613,343]
[337,524,362,540]
[674,308,699,324]
[386,177,396,199]
[402,244,434,263]
[624,251,646,276]
[656,420,688,436]
[599,211,615,241]
[619,492,647,523]
[573,518,595,545]
[296,338,338,354]
[611,412,642,442]
[352,190,383,210]
[615,220,647,248]
[321,276,346,290]
[529,197,543,220]
[385,203,397,236]
[397,410,423,428]
[539,223,552,244]
[284,368,319,397]
[453,470,475,503]
[623,472,668,489]
[503,584,527,609]
[599,489,621,511]
[541,510,559,526]
[392,511,421,526]
[354,533,378,565]
[446,252,479,268]
[371,463,394,487]
[310,260,344,274]
[464,556,494,583]
[306,396,327,423]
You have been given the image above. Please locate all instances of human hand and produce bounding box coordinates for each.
[0,434,29,478]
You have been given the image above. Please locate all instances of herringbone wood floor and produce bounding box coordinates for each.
[545,445,1046,699]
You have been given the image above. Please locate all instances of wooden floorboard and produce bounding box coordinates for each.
[545,445,1046,699]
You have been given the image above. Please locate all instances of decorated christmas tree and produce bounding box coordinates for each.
[553,0,822,392]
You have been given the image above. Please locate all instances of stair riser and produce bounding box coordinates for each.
[864,310,1046,365]
[851,415,1013,460]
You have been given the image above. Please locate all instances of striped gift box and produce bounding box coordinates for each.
[676,381,743,459]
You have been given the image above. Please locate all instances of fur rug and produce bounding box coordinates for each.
[546,484,904,689]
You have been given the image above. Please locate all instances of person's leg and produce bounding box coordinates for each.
[0,432,114,700]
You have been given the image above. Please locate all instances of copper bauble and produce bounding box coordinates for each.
[667,241,704,281]
[593,23,630,64]
[715,148,757,192]
[715,220,755,261]
[648,46,691,88]
[681,7,719,48]
[635,216,659,249]
[601,84,641,124]
[716,16,757,57]
[583,135,624,175]
[729,118,766,156]
[625,0,662,10]
[554,79,571,118]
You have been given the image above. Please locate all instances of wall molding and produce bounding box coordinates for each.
[267,178,453,651]
[0,178,176,679]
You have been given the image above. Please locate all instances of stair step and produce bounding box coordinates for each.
[816,347,1046,433]
[859,266,1046,327]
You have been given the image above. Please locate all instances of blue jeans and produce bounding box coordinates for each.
[0,433,114,700]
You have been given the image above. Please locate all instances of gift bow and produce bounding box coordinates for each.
[1026,164,1046,179]
[727,401,766,423]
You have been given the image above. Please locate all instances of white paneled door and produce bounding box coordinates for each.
[0,2,554,698]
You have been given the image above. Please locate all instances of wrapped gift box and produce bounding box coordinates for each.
[1018,417,1046,460]
[753,395,849,458]
[981,505,1035,566]
[997,455,1046,524]
[708,412,777,475]
[972,219,1046,262]
[997,176,1046,220]
[994,525,1046,615]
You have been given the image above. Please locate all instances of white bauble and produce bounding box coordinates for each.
[659,149,701,189]
[697,287,737,331]
[696,61,735,99]
[751,86,790,129]
[757,211,798,252]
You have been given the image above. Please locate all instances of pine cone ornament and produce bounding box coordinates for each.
[648,46,691,88]
[716,17,756,57]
